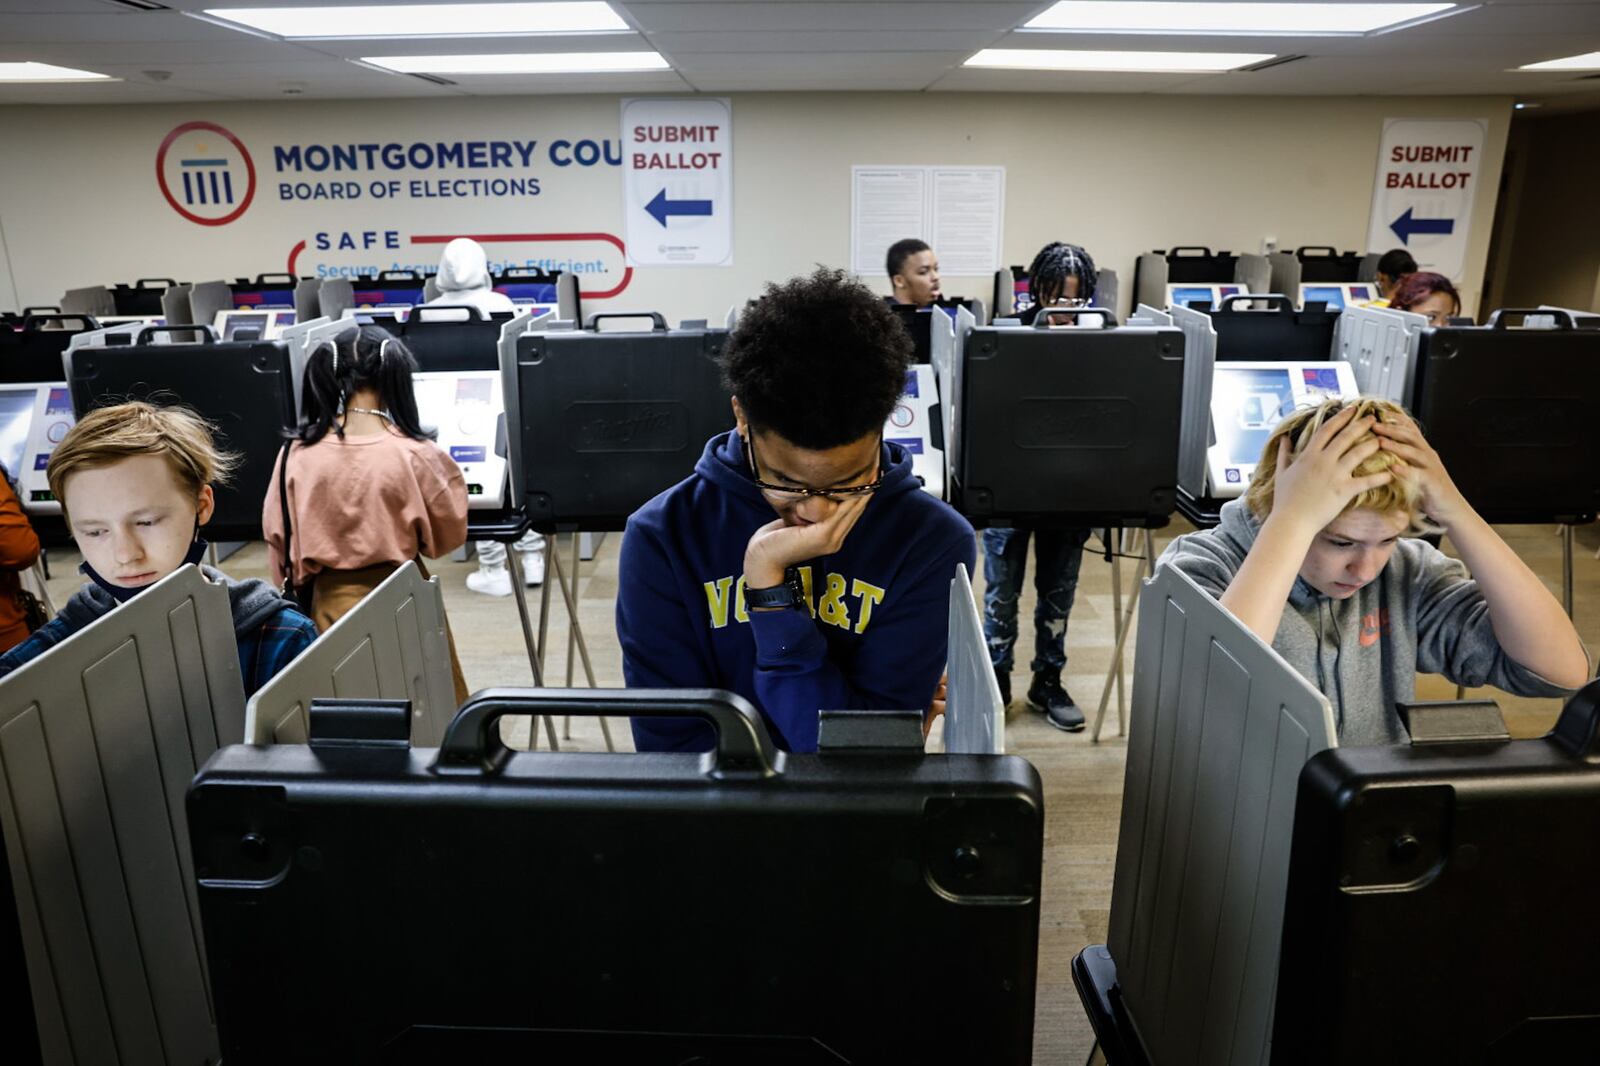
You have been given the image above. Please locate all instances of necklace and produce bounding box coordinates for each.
[346,406,392,421]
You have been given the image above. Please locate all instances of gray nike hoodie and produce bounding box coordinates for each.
[1158,499,1583,746]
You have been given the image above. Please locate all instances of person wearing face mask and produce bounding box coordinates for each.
[1158,397,1589,745]
[617,268,976,754]
[425,236,547,595]
[886,238,942,308]
[1388,271,1463,328]
[0,402,317,695]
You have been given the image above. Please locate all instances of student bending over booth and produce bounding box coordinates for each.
[618,268,975,753]
[0,401,317,694]
[1160,398,1589,744]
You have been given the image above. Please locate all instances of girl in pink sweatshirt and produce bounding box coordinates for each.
[263,324,470,703]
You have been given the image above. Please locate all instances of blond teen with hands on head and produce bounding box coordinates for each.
[1161,398,1589,745]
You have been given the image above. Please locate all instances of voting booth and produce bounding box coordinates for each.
[936,306,1185,528]
[1333,302,1429,405]
[0,313,99,384]
[1411,309,1600,526]
[245,561,458,748]
[67,326,297,540]
[1080,563,1338,1066]
[190,687,1044,1063]
[1204,361,1360,498]
[1133,248,1270,312]
[212,307,298,341]
[1273,683,1600,1063]
[1296,281,1379,311]
[0,566,243,1066]
[944,562,1004,755]
[500,314,734,532]
[320,269,427,319]
[1267,245,1366,296]
[1208,294,1339,362]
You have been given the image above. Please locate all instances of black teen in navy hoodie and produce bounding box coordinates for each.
[618,269,975,753]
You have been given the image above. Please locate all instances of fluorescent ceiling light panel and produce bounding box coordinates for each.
[204,3,628,39]
[363,51,669,73]
[0,62,113,82]
[1025,2,1458,35]
[965,48,1272,72]
[1516,52,1600,72]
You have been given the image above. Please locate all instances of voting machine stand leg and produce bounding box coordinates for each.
[564,533,577,740]
[547,533,616,752]
[1563,523,1574,619]
[1093,529,1155,744]
[506,548,559,752]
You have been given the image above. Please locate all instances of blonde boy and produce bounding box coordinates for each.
[0,402,316,694]
[1160,398,1589,744]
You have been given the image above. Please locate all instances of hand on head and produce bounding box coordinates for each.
[1269,405,1396,534]
[1372,412,1469,528]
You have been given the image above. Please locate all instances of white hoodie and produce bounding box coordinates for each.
[425,238,515,316]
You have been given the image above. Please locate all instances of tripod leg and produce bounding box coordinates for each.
[549,534,615,752]
[506,548,549,750]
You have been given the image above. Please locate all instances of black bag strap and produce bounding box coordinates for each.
[276,442,295,589]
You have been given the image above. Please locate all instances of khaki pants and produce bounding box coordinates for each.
[310,561,471,708]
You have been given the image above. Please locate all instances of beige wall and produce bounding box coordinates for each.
[1488,110,1600,314]
[0,92,1511,320]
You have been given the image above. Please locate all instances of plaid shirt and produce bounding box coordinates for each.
[0,579,316,698]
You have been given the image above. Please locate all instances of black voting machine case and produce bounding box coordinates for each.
[397,305,516,373]
[188,689,1045,1064]
[1209,294,1337,361]
[507,316,734,531]
[67,325,296,539]
[1410,310,1600,525]
[1273,683,1600,1064]
[0,314,99,384]
[949,317,1184,528]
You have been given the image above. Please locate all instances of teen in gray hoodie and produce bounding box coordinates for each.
[1160,398,1589,745]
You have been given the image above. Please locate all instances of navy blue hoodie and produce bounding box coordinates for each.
[618,430,976,753]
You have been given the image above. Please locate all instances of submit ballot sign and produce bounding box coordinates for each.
[1365,117,1486,278]
[622,97,732,267]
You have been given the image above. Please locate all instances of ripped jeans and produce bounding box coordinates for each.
[981,526,1091,675]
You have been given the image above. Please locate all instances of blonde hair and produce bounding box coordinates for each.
[47,401,238,516]
[1244,397,1434,535]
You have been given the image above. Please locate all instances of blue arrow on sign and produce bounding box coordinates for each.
[645,188,713,227]
[1390,207,1455,245]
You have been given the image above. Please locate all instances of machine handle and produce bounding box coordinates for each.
[1031,306,1118,329]
[1167,246,1214,258]
[21,306,62,317]
[251,273,299,285]
[407,303,489,322]
[136,324,218,344]
[1488,308,1574,330]
[588,311,668,332]
[134,278,177,289]
[375,269,421,282]
[1219,293,1294,313]
[23,314,99,332]
[432,688,782,777]
[1294,246,1342,258]
[500,267,557,280]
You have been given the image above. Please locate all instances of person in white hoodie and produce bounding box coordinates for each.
[424,238,545,594]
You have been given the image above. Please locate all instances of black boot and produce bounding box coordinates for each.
[995,668,1012,708]
[1027,668,1085,732]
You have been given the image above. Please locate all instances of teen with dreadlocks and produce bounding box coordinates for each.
[983,242,1102,730]
[262,324,472,703]
[1017,241,1099,324]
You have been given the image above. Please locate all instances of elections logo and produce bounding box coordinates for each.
[156,121,256,226]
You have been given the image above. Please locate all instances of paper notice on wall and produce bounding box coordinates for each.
[930,168,1004,277]
[851,165,1004,278]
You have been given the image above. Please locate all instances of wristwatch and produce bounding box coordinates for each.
[745,566,805,611]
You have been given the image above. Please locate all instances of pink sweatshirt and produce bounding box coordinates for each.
[262,428,468,587]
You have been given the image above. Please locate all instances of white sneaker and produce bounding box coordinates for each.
[466,566,513,597]
[520,550,545,586]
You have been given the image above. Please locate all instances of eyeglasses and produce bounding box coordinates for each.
[744,433,884,502]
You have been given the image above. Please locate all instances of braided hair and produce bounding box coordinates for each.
[1027,242,1099,306]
